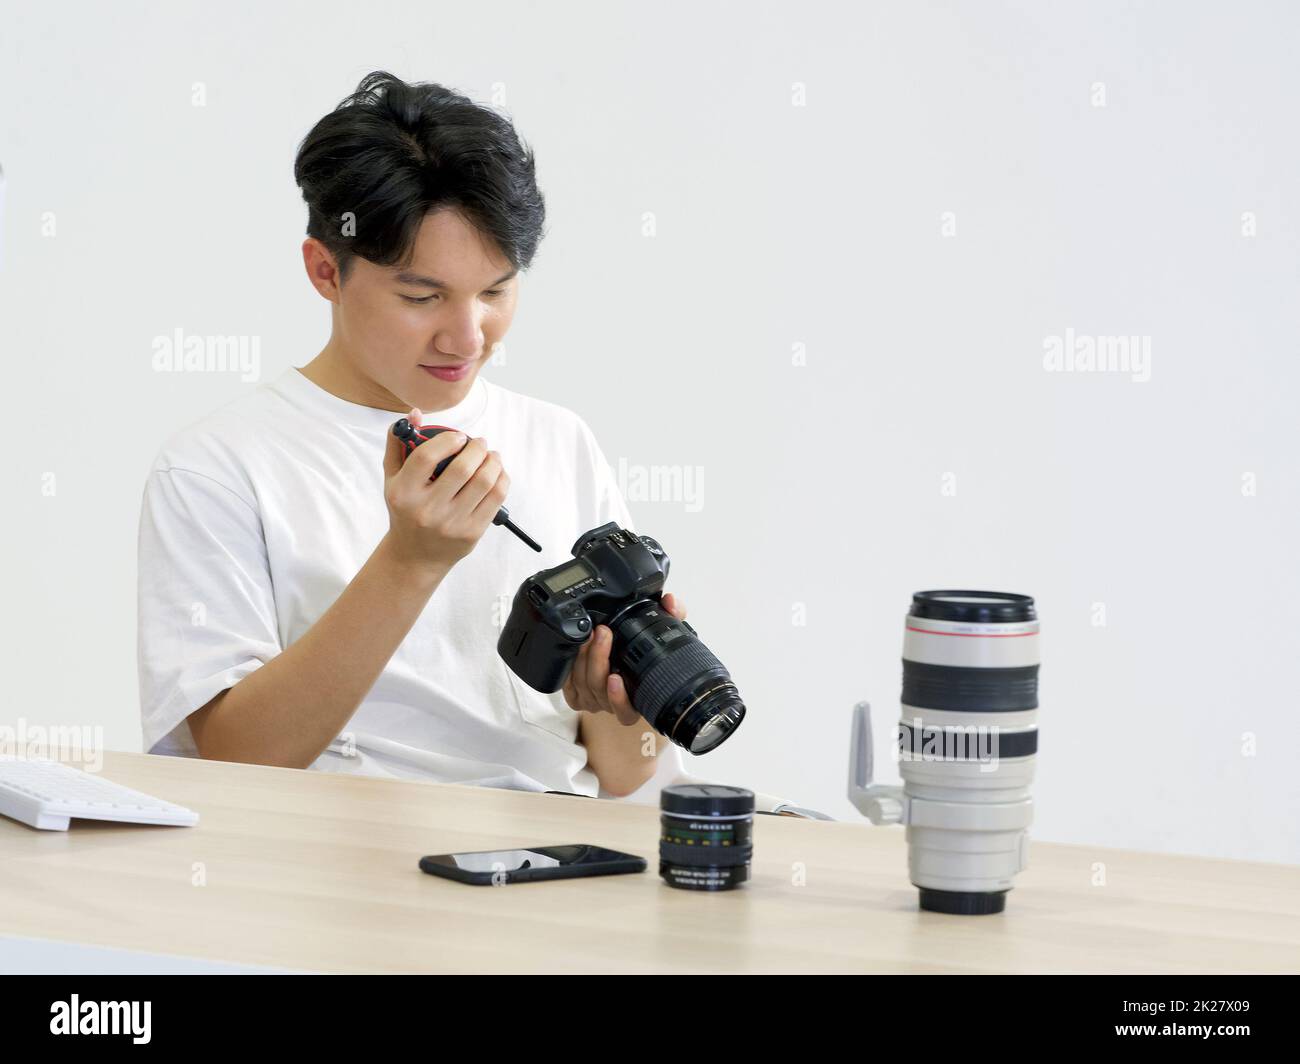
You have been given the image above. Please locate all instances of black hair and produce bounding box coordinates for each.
[293,70,546,284]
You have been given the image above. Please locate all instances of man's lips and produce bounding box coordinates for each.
[420,362,473,382]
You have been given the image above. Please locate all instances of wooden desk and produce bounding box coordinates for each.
[0,752,1295,973]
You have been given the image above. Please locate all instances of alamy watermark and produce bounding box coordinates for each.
[0,718,104,771]
[615,457,705,513]
[1043,328,1151,382]
[892,718,1014,773]
[152,328,261,382]
[50,996,150,1044]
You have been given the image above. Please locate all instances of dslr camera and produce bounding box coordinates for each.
[498,522,745,754]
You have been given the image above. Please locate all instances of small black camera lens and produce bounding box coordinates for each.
[659,784,754,891]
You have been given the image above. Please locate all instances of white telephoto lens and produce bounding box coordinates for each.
[898,590,1039,915]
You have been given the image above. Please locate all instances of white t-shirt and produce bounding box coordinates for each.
[136,366,642,795]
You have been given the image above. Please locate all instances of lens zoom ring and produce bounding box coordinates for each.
[902,661,1039,712]
[634,640,726,720]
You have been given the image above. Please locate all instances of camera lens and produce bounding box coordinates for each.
[659,784,754,891]
[900,590,1040,915]
[609,601,746,754]
[685,698,745,755]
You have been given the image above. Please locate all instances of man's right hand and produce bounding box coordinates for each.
[381,406,512,572]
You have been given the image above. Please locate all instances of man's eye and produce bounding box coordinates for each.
[400,290,503,304]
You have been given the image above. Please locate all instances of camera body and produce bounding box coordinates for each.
[499,522,745,754]
[499,522,672,693]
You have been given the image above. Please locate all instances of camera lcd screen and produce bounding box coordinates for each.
[543,562,589,593]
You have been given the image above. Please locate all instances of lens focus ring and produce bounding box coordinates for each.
[632,639,728,722]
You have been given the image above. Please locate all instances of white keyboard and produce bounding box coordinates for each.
[0,758,199,831]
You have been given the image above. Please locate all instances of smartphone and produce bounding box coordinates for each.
[418,843,646,885]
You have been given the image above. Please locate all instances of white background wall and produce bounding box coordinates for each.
[2,1,1296,863]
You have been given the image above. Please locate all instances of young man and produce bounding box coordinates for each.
[136,71,681,798]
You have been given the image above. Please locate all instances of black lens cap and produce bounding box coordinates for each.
[910,590,1036,624]
[660,784,755,817]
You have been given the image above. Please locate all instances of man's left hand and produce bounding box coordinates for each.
[562,592,687,726]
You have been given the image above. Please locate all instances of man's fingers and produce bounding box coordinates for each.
[583,626,612,705]
[469,467,511,524]
[566,629,643,723]
[383,407,422,479]
[398,429,469,488]
[607,674,639,726]
[566,636,594,708]
[429,436,490,498]
[456,449,503,512]
[383,428,406,480]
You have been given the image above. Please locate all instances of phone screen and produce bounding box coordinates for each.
[419,844,646,884]
[425,844,628,873]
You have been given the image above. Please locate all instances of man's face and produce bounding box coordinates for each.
[332,208,519,410]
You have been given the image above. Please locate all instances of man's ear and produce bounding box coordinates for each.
[302,237,343,303]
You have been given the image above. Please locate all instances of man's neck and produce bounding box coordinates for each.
[299,340,409,413]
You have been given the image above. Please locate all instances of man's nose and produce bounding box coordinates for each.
[435,306,484,359]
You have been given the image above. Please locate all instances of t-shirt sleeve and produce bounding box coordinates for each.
[137,466,282,755]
